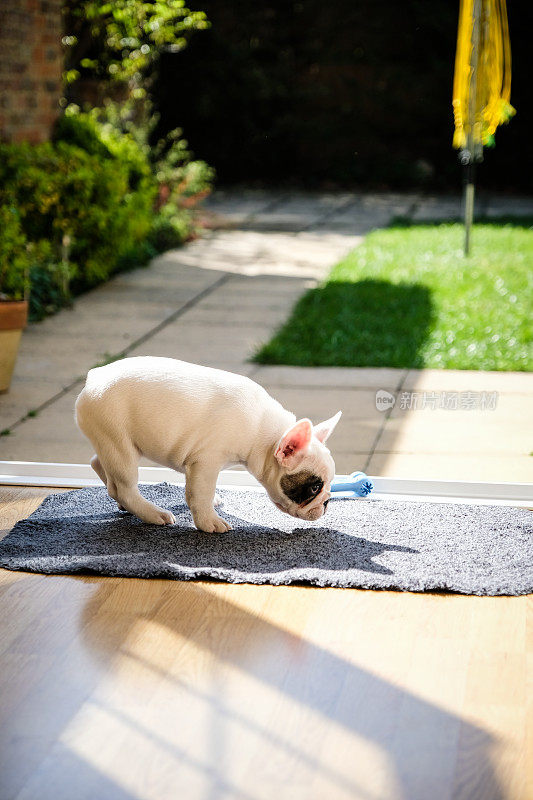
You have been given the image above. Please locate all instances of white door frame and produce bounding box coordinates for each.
[1,461,531,508]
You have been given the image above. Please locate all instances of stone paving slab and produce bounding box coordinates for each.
[370,366,533,481]
[181,303,293,329]
[402,368,533,393]
[238,194,355,231]
[201,189,285,225]
[0,203,354,435]
[252,365,406,390]
[243,382,385,420]
[379,393,531,455]
[485,196,533,217]
[367,452,532,483]
[1,251,224,386]
[0,191,362,460]
[175,230,361,279]
[411,195,464,221]
[0,386,91,463]
[409,193,533,222]
[311,193,420,235]
[131,323,272,370]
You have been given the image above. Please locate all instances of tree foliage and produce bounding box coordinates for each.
[63,0,209,99]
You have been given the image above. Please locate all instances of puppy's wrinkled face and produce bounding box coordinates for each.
[277,452,335,521]
[268,412,340,521]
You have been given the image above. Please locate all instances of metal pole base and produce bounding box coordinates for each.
[464,181,475,256]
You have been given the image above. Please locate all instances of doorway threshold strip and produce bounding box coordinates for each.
[0,461,531,509]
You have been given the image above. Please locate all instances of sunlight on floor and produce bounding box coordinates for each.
[59,615,402,800]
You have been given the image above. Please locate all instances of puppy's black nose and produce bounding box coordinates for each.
[323,499,329,511]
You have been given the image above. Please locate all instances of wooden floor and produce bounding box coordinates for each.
[0,486,530,800]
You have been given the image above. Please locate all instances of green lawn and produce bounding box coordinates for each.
[254,219,533,371]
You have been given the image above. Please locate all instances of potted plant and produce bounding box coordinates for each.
[0,206,29,392]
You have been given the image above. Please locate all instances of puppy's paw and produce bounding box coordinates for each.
[158,509,176,526]
[145,507,176,526]
[213,492,223,507]
[194,511,232,533]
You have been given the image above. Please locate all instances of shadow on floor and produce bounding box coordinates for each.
[78,581,504,799]
[0,571,507,799]
[0,564,505,800]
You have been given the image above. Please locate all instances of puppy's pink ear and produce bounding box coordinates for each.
[275,418,313,468]
[314,410,342,444]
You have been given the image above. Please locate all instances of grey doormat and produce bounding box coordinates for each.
[0,483,531,595]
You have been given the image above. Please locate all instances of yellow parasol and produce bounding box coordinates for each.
[452,0,515,253]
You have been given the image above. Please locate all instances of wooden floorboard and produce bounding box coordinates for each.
[0,486,529,800]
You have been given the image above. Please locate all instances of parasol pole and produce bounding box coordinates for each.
[463,154,476,255]
[463,0,482,256]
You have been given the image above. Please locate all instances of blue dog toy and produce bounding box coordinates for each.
[331,471,373,497]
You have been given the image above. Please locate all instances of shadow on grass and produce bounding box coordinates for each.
[254,214,532,369]
[254,278,435,368]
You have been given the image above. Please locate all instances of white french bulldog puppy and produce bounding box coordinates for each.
[75,356,341,532]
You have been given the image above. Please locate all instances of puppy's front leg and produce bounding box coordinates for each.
[185,462,232,533]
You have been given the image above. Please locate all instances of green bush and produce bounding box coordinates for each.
[0,137,157,314]
[53,107,150,192]
[53,105,214,258]
[147,205,191,251]
[0,107,213,320]
[0,205,30,301]
[1,138,157,289]
[75,101,215,203]
[0,205,68,318]
[27,241,71,320]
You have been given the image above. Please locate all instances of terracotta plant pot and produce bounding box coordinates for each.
[0,300,28,392]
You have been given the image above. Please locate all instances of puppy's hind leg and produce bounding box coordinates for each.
[90,454,107,484]
[90,454,125,511]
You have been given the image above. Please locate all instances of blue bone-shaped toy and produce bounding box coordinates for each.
[331,471,373,497]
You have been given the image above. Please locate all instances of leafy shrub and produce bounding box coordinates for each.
[27,241,71,320]
[0,106,213,319]
[53,106,150,191]
[79,100,215,203]
[147,206,191,251]
[54,104,214,246]
[63,0,209,99]
[0,205,30,301]
[0,137,156,301]
[0,206,67,318]
[8,144,149,284]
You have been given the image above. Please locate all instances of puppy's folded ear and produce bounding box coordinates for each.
[314,410,342,444]
[275,418,313,468]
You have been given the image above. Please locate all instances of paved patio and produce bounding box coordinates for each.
[1,190,532,481]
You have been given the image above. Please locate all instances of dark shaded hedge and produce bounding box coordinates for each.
[153,0,531,191]
[0,97,219,319]
[0,139,157,316]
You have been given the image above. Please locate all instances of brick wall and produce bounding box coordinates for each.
[0,0,63,144]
